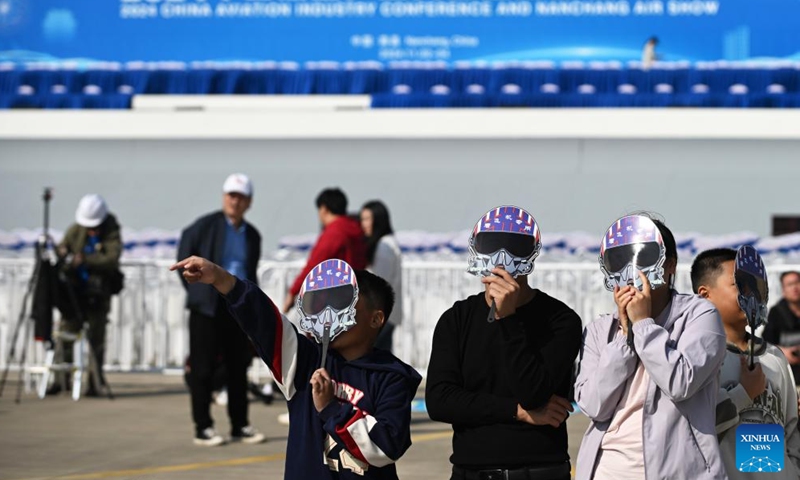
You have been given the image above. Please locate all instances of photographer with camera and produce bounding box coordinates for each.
[51,194,122,397]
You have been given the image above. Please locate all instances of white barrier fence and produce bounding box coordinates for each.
[0,258,796,376]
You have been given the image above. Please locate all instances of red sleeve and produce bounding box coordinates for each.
[289,229,345,295]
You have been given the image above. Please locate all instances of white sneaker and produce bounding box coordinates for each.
[213,389,228,406]
[194,428,225,446]
[231,425,267,444]
[277,412,290,426]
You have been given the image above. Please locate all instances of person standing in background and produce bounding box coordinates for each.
[54,194,122,397]
[360,200,403,353]
[642,36,659,70]
[283,188,367,313]
[763,271,800,388]
[177,173,266,446]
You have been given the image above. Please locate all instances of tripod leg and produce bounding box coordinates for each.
[104,379,114,400]
[2,192,55,402]
[87,316,113,401]
[53,334,68,395]
[15,312,34,404]
[85,331,113,400]
[0,260,40,399]
[0,312,25,398]
[95,343,114,400]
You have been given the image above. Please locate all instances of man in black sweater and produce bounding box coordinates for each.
[426,206,582,480]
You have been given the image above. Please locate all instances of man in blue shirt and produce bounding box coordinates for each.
[177,173,266,446]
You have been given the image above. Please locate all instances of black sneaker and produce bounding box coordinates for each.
[194,428,225,446]
[231,426,266,444]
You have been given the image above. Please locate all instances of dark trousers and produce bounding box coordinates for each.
[189,308,252,435]
[450,463,571,480]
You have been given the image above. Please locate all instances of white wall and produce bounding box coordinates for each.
[0,110,800,250]
[2,135,799,251]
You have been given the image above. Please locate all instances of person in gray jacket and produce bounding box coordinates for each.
[574,217,728,480]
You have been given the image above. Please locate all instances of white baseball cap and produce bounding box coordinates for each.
[75,194,108,228]
[223,173,253,197]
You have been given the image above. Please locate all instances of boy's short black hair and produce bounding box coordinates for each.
[690,248,737,293]
[315,188,348,216]
[354,269,395,325]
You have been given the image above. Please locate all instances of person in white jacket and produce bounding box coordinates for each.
[360,200,403,353]
[691,248,800,479]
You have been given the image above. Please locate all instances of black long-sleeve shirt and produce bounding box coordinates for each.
[425,290,582,468]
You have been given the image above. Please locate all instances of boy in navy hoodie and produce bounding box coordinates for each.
[171,255,422,479]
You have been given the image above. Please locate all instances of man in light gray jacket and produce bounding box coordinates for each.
[575,218,728,480]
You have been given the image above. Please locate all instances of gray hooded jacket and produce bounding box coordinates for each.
[574,291,728,480]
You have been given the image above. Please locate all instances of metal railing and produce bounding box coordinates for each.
[1,258,796,375]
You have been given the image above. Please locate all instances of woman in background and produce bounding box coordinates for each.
[360,200,403,353]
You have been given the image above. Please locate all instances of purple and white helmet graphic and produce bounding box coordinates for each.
[467,205,542,278]
[599,215,667,291]
[297,259,359,343]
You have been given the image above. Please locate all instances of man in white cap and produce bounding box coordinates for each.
[177,173,266,446]
[54,194,123,397]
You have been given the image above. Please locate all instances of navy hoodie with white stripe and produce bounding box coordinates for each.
[224,279,422,479]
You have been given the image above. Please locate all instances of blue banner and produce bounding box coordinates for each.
[0,0,798,64]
